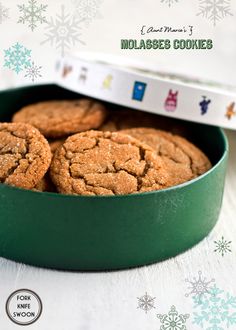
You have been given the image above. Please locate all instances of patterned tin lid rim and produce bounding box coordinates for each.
[55,53,236,130]
[72,51,236,94]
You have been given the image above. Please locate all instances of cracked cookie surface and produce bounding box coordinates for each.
[13,99,107,138]
[50,130,172,196]
[0,122,51,189]
[120,128,212,184]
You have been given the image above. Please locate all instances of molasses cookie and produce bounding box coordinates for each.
[120,128,211,182]
[12,99,107,138]
[152,129,212,175]
[50,130,173,196]
[0,122,51,189]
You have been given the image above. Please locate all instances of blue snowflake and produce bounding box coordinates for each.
[4,43,31,74]
[193,285,236,330]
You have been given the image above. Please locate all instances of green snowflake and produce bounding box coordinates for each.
[157,305,189,330]
[214,236,232,257]
[18,0,47,31]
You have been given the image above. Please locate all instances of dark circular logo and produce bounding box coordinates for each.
[6,289,42,326]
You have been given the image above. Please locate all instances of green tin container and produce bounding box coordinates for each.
[0,85,228,271]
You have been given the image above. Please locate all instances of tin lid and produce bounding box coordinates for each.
[55,52,236,130]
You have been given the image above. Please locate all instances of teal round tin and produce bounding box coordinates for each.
[0,84,228,271]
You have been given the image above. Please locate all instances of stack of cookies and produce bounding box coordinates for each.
[0,98,211,196]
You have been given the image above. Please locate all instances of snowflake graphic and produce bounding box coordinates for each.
[18,0,47,31]
[0,2,9,24]
[72,0,103,26]
[25,62,42,82]
[41,5,85,57]
[193,285,236,330]
[157,305,189,330]
[197,0,233,26]
[161,0,179,7]
[4,43,31,74]
[137,292,156,313]
[185,271,215,303]
[214,236,232,256]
